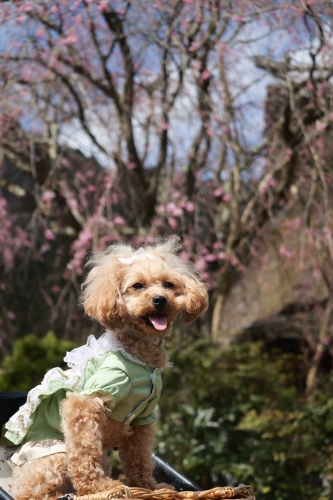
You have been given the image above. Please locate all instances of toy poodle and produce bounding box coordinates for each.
[5,236,208,500]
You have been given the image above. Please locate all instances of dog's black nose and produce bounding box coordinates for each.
[152,296,167,309]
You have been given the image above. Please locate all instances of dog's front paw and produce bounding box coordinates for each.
[155,483,175,491]
[76,479,123,496]
[98,479,124,493]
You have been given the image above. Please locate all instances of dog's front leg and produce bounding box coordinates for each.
[62,393,122,496]
[119,422,172,490]
[119,422,157,490]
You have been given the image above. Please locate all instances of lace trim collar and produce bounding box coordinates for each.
[64,331,146,375]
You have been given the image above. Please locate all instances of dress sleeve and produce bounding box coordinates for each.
[82,362,131,410]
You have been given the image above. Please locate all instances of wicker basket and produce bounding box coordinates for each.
[76,485,255,500]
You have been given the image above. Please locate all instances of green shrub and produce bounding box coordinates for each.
[158,337,333,500]
[0,332,76,391]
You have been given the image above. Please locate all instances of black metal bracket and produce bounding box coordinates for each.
[0,487,14,500]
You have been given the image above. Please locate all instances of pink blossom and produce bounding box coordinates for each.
[114,215,126,225]
[44,229,55,240]
[223,193,232,202]
[40,244,51,254]
[230,255,239,266]
[213,187,223,197]
[19,1,33,12]
[42,190,56,202]
[97,0,109,11]
[87,185,96,192]
[285,148,293,159]
[67,258,83,274]
[126,162,137,170]
[217,252,226,260]
[62,34,77,45]
[205,253,217,262]
[279,244,294,258]
[316,121,326,132]
[35,27,46,38]
[312,269,321,280]
[172,207,184,217]
[185,201,195,212]
[168,217,178,229]
[189,40,200,52]
[73,226,93,249]
[216,42,227,57]
[166,202,176,212]
[180,251,191,261]
[201,69,211,81]
[282,217,302,229]
[194,257,206,271]
[62,158,70,167]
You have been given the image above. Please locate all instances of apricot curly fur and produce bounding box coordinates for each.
[11,236,208,499]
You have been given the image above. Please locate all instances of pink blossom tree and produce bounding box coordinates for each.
[1,0,333,389]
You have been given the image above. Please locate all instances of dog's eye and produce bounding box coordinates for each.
[132,283,145,290]
[164,282,174,289]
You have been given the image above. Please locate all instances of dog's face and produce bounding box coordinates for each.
[120,259,191,336]
[83,242,208,337]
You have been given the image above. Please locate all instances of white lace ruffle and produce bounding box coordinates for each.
[64,331,146,375]
[5,367,82,444]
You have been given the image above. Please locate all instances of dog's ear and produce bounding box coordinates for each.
[182,279,209,324]
[83,265,127,330]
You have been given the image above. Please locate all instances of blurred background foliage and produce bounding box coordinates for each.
[0,332,75,391]
[158,334,333,500]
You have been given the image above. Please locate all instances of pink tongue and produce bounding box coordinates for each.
[149,315,168,331]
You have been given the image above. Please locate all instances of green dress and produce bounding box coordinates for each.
[5,333,162,445]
